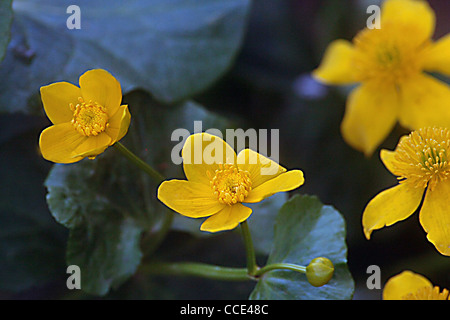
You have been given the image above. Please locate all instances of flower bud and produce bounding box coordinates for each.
[306,257,334,287]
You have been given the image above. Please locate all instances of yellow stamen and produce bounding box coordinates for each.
[392,127,450,191]
[403,286,450,300]
[210,163,252,205]
[70,97,109,136]
[352,22,430,86]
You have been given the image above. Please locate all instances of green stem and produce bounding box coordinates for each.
[255,263,306,277]
[113,142,170,258]
[113,142,165,184]
[140,260,308,282]
[140,262,251,281]
[240,221,258,276]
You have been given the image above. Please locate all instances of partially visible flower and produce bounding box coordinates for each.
[313,0,450,156]
[157,133,304,233]
[39,69,131,163]
[362,127,450,256]
[383,270,449,300]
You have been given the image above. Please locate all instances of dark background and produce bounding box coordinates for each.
[1,0,449,299]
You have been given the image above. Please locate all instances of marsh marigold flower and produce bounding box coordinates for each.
[313,0,450,155]
[363,127,450,256]
[383,270,449,300]
[157,133,304,233]
[39,69,131,163]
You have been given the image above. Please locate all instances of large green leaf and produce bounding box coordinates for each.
[44,92,233,295]
[45,159,145,296]
[1,0,250,114]
[0,0,12,62]
[250,194,354,300]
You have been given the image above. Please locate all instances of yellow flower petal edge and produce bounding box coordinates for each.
[39,69,130,163]
[419,180,450,256]
[200,204,253,233]
[311,39,357,85]
[381,0,435,44]
[362,127,450,256]
[423,34,450,76]
[340,83,398,156]
[362,183,423,239]
[312,0,450,155]
[383,271,432,300]
[383,270,449,300]
[157,180,226,218]
[157,132,304,233]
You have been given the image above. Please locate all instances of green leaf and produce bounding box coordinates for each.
[67,218,143,295]
[246,192,288,256]
[44,92,233,295]
[0,0,12,63]
[1,0,250,114]
[45,160,145,296]
[250,194,354,300]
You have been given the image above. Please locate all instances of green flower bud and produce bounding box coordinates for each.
[306,257,334,287]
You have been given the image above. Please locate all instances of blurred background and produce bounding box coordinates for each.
[1,0,449,299]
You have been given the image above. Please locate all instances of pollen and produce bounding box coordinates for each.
[352,22,429,86]
[70,97,109,136]
[403,286,450,300]
[392,127,450,191]
[209,163,252,205]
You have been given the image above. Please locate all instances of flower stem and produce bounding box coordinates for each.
[113,142,165,184]
[240,221,258,276]
[140,262,251,281]
[255,263,306,277]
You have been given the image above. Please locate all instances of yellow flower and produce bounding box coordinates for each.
[383,270,449,300]
[362,127,450,256]
[39,69,131,163]
[313,0,450,156]
[157,133,304,232]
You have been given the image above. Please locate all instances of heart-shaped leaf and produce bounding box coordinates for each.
[1,0,250,114]
[250,194,354,300]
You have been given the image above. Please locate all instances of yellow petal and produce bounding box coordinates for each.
[105,105,131,144]
[383,270,432,300]
[157,180,225,218]
[341,83,399,156]
[379,136,409,175]
[312,40,357,85]
[71,132,111,159]
[182,133,236,186]
[40,82,81,124]
[398,74,450,130]
[39,123,86,164]
[243,170,304,203]
[419,180,450,256]
[423,34,450,77]
[381,0,435,44]
[236,149,286,189]
[362,183,424,239]
[79,69,122,117]
[200,203,252,233]
[380,149,397,174]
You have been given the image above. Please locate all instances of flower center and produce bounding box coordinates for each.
[402,286,450,300]
[352,23,429,86]
[70,97,109,136]
[392,127,450,190]
[209,164,252,205]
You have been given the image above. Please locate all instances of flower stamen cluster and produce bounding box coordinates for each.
[209,164,252,205]
[70,97,109,136]
[392,127,450,190]
[402,286,450,300]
